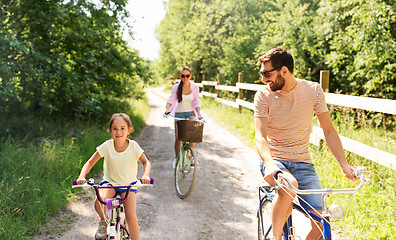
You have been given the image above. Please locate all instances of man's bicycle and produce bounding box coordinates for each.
[257,166,370,240]
[165,113,204,199]
[72,178,154,240]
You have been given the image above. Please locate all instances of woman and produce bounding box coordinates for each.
[165,66,202,167]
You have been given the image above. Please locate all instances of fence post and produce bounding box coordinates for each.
[320,70,329,92]
[238,72,243,113]
[217,74,221,99]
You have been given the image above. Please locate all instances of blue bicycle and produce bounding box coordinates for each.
[257,166,370,240]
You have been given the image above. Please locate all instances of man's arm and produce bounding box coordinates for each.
[255,117,280,185]
[317,111,357,181]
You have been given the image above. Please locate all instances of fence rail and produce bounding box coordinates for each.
[197,71,396,170]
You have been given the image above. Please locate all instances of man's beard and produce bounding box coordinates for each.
[270,74,285,91]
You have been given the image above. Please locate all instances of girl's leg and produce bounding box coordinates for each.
[94,186,116,221]
[122,192,139,240]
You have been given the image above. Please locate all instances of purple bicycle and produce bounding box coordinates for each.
[72,178,154,240]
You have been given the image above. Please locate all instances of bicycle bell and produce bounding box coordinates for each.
[328,204,344,220]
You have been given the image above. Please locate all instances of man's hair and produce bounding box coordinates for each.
[259,48,294,73]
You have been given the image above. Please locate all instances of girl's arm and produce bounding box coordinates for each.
[76,151,102,184]
[139,153,151,184]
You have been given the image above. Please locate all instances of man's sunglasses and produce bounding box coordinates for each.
[260,66,282,78]
[181,74,191,78]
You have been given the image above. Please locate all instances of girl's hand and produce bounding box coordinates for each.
[76,178,87,185]
[141,176,151,184]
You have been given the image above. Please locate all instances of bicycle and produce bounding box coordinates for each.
[72,178,154,240]
[164,113,204,199]
[257,166,370,240]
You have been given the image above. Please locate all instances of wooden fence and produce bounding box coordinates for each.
[195,71,396,170]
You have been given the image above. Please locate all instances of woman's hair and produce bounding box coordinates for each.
[259,47,294,73]
[177,66,192,103]
[108,113,133,132]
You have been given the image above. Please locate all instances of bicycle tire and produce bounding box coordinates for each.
[258,197,293,240]
[174,144,197,199]
[118,207,130,240]
[258,197,274,240]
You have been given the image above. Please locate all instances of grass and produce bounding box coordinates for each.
[201,96,395,239]
[0,97,150,239]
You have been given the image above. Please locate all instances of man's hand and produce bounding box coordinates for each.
[341,164,358,181]
[263,164,282,186]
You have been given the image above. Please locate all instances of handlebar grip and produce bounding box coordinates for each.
[140,178,154,185]
[273,170,283,180]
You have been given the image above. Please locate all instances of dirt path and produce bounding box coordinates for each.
[35,87,315,240]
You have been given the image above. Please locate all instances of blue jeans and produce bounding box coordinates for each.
[175,111,195,120]
[260,160,323,210]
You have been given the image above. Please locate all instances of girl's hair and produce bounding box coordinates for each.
[177,66,192,103]
[108,113,133,132]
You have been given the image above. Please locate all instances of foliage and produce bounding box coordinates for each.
[156,0,395,99]
[0,0,154,123]
[0,98,149,239]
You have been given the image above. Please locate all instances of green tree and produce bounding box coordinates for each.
[0,0,151,121]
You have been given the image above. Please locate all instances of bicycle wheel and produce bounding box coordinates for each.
[258,197,291,240]
[118,207,130,239]
[174,144,197,199]
[258,197,274,240]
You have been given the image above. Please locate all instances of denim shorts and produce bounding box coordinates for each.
[260,160,323,210]
[175,111,195,120]
[99,180,138,194]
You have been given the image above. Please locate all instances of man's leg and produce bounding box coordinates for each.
[306,209,324,240]
[272,171,298,240]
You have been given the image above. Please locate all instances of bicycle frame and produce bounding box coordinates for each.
[72,178,154,239]
[258,166,370,240]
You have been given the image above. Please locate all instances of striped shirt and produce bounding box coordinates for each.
[254,79,328,164]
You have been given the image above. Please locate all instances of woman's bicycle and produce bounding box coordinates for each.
[257,166,370,240]
[72,178,154,240]
[165,113,204,199]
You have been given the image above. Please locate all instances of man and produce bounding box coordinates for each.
[254,47,357,240]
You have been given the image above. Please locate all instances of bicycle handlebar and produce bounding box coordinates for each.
[164,112,205,122]
[274,166,370,195]
[72,178,154,205]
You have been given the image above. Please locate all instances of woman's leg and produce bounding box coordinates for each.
[174,122,181,158]
[123,192,139,240]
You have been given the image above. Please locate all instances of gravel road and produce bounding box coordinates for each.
[35,87,316,240]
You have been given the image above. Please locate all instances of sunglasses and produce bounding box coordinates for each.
[181,74,191,78]
[260,66,282,78]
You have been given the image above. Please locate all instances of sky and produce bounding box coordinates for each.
[124,0,167,61]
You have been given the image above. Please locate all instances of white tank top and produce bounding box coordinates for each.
[176,93,194,112]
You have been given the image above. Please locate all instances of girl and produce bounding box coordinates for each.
[76,113,151,240]
[164,66,202,167]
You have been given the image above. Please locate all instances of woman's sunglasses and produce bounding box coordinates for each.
[260,66,282,78]
[181,74,191,78]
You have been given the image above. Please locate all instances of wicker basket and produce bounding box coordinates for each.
[176,120,204,143]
